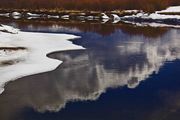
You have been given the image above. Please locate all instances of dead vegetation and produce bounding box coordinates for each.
[0,0,180,12]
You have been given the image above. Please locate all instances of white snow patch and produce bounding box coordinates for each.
[124,10,139,13]
[112,14,120,20]
[0,13,10,17]
[11,12,21,19]
[123,6,180,20]
[156,6,180,14]
[61,15,70,19]
[0,24,19,34]
[112,14,121,23]
[27,12,41,17]
[12,12,21,16]
[0,48,27,62]
[101,13,110,19]
[0,25,84,94]
[123,12,180,20]
[149,13,180,19]
[47,15,59,19]
[26,13,42,19]
[101,19,109,24]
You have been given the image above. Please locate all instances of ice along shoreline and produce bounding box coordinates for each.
[0,24,84,94]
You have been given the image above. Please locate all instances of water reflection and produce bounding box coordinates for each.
[0,18,168,37]
[0,24,179,120]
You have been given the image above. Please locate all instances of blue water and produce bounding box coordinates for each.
[21,60,180,120]
[0,20,180,120]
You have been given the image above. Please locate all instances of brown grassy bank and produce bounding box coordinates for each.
[0,0,180,12]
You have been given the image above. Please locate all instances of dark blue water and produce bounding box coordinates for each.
[23,60,180,120]
[0,20,180,120]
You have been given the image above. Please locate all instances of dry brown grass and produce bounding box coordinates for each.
[0,0,180,12]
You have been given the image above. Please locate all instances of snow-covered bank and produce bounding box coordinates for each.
[156,6,180,14]
[122,12,180,20]
[0,25,84,94]
[120,6,180,27]
[1,6,180,29]
[0,7,180,28]
[0,24,19,34]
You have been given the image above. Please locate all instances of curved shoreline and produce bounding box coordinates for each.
[0,25,84,94]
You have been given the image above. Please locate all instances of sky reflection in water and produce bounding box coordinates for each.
[0,20,180,120]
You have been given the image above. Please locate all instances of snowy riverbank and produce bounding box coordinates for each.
[1,6,180,28]
[0,25,84,94]
[120,6,180,27]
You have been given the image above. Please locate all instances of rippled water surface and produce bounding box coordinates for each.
[0,19,180,120]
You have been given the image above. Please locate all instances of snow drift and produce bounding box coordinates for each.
[0,25,84,94]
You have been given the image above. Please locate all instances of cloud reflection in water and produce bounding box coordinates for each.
[0,26,180,120]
